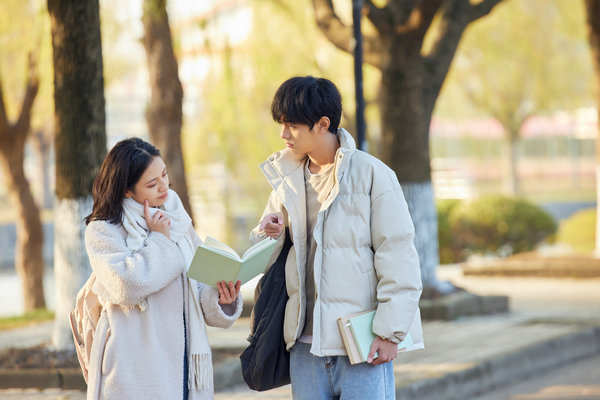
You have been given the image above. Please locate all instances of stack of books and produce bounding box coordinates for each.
[337,310,413,364]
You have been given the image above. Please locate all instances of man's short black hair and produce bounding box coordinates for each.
[271,76,342,134]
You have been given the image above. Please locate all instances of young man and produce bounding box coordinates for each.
[251,76,423,399]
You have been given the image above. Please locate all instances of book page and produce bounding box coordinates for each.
[337,317,362,364]
[241,238,276,260]
[203,236,241,260]
[237,239,279,284]
[188,237,278,288]
[348,311,377,362]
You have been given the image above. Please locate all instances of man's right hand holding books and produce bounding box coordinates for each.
[260,212,284,238]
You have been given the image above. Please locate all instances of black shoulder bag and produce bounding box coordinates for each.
[239,229,293,391]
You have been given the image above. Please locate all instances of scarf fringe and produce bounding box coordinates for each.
[138,298,148,311]
[188,352,212,390]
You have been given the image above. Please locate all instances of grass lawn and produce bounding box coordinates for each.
[0,309,54,331]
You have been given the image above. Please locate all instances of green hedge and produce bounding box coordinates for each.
[437,199,461,264]
[437,196,557,262]
[556,208,595,253]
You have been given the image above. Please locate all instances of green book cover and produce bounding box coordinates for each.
[187,237,278,288]
[348,310,414,362]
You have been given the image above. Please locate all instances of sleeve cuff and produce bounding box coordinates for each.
[198,283,243,328]
[387,332,406,344]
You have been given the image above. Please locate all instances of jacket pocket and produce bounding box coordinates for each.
[92,312,110,377]
[87,310,110,400]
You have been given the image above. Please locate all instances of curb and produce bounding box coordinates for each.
[214,358,243,391]
[2,327,599,396]
[210,325,600,396]
[0,368,85,390]
[244,292,511,320]
[419,292,509,320]
[395,326,600,400]
[461,256,600,278]
[0,358,245,392]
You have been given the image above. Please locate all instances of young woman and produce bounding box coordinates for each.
[83,138,242,400]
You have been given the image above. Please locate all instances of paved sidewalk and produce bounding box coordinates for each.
[1,266,599,399]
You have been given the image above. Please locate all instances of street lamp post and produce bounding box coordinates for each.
[352,0,367,151]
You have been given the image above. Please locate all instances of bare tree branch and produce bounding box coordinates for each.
[365,0,393,32]
[15,53,39,135]
[423,0,504,105]
[0,79,7,131]
[311,0,383,67]
[365,0,420,32]
[407,0,445,37]
[470,0,504,22]
[585,0,600,75]
[311,0,353,51]
[387,0,420,25]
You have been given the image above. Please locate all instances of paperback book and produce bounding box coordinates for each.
[187,237,278,288]
[337,310,413,364]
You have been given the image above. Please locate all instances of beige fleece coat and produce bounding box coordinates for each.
[84,220,242,400]
[251,128,424,356]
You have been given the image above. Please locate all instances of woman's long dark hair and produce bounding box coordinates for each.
[85,138,161,225]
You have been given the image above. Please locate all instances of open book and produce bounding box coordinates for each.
[337,310,413,365]
[187,237,278,288]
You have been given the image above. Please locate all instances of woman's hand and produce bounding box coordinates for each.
[217,280,241,305]
[144,200,170,239]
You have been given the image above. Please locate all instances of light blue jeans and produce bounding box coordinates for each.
[289,342,395,400]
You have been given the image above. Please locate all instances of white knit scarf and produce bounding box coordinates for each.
[121,189,212,390]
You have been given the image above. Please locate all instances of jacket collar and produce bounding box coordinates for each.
[259,128,357,222]
[260,127,356,184]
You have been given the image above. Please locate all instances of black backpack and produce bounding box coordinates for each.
[240,229,293,391]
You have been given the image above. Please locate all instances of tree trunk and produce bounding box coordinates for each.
[47,0,106,350]
[378,42,453,293]
[142,0,193,221]
[311,0,503,295]
[53,197,95,349]
[379,47,431,183]
[503,134,519,195]
[584,0,600,255]
[0,56,45,312]
[31,130,54,209]
[0,152,45,311]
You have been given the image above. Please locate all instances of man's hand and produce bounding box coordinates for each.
[367,336,398,365]
[144,200,170,239]
[259,212,284,238]
[217,280,241,305]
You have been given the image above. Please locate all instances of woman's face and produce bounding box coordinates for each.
[125,156,169,207]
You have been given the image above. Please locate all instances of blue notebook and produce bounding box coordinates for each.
[338,310,413,364]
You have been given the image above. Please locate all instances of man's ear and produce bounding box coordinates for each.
[318,117,330,133]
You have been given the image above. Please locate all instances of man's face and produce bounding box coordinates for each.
[279,121,318,156]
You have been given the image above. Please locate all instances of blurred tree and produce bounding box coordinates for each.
[30,128,53,209]
[142,0,193,220]
[584,0,600,254]
[0,0,53,313]
[48,0,106,350]
[448,0,593,195]
[0,55,44,311]
[1,1,54,210]
[311,0,503,294]
[186,0,359,245]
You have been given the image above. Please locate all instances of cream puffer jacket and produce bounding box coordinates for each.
[251,128,424,356]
